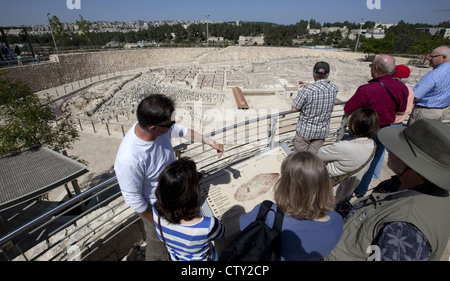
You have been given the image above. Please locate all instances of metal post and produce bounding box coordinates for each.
[268,116,279,149]
[46,13,59,56]
[105,122,110,136]
[354,17,364,52]
[205,14,210,46]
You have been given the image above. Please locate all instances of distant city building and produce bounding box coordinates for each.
[105,41,120,48]
[376,21,396,29]
[322,26,349,35]
[348,28,386,40]
[208,36,224,43]
[238,36,264,46]
[2,20,229,36]
[416,27,450,39]
[308,29,321,35]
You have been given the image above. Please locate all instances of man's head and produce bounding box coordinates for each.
[370,54,396,79]
[313,61,330,81]
[378,119,450,190]
[427,46,450,68]
[136,94,175,131]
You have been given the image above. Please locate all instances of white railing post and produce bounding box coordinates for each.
[268,115,279,150]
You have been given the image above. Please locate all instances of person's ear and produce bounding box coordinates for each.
[148,125,157,131]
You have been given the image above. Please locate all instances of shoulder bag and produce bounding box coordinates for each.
[330,141,377,187]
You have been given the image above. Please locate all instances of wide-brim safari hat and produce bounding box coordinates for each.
[378,119,450,190]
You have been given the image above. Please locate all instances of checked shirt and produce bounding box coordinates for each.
[292,79,338,140]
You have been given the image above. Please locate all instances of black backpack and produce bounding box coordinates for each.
[219,200,284,261]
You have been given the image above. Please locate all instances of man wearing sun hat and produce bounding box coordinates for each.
[326,119,450,261]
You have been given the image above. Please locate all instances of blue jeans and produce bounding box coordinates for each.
[353,123,403,196]
[353,134,385,196]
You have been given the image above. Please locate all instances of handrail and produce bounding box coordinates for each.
[0,177,117,247]
[0,100,346,261]
[8,100,446,260]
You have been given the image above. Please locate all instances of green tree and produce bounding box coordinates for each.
[309,19,321,29]
[75,14,93,43]
[48,15,69,45]
[0,74,79,156]
[360,29,395,54]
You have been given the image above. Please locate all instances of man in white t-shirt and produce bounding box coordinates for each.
[114,94,224,261]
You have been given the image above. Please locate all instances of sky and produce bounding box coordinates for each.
[1,0,449,27]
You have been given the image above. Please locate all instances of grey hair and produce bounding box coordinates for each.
[440,46,450,57]
[373,56,395,75]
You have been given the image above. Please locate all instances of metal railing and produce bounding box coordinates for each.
[0,101,360,261]
[173,103,347,176]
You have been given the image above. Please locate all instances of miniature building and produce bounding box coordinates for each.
[232,87,249,110]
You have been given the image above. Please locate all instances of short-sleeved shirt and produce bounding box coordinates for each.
[413,61,450,108]
[344,75,408,126]
[292,79,338,139]
[114,122,187,213]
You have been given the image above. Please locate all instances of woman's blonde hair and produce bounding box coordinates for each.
[274,151,335,220]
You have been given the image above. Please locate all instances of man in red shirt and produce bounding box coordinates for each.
[344,54,408,196]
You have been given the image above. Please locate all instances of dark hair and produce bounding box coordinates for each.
[154,157,201,224]
[348,108,379,139]
[136,94,175,130]
[274,151,335,220]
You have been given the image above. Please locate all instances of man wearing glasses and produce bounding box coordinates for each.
[114,94,224,261]
[408,46,450,125]
[343,54,409,197]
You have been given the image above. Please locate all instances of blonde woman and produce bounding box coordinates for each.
[239,151,343,261]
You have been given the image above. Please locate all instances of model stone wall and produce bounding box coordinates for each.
[3,46,411,93]
[3,48,216,92]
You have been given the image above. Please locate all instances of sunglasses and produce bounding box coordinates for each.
[156,120,176,128]
[427,54,443,59]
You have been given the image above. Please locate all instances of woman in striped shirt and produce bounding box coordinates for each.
[153,157,225,261]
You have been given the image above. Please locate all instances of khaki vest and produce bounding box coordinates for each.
[326,189,450,261]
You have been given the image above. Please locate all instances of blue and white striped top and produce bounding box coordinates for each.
[153,206,226,261]
[413,61,450,108]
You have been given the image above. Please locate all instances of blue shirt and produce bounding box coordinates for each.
[239,203,343,261]
[413,61,450,108]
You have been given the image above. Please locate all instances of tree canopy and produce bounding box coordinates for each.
[360,20,450,55]
[3,16,450,55]
[0,73,79,156]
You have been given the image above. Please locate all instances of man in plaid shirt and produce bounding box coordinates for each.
[291,61,338,153]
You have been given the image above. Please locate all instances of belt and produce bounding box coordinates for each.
[415,105,449,109]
